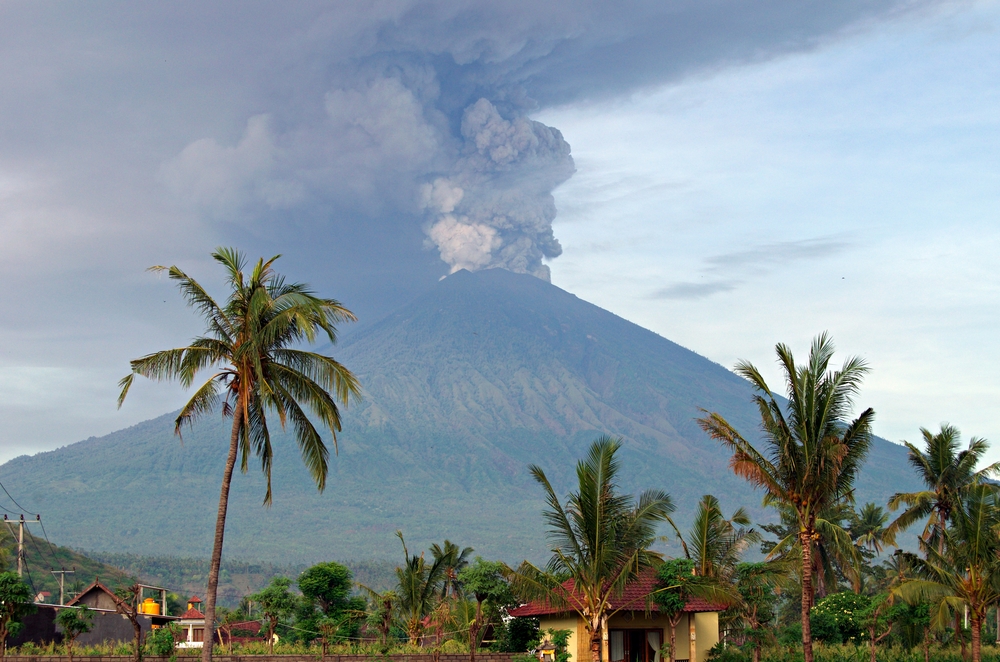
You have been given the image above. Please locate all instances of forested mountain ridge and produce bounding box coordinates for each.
[0,269,921,563]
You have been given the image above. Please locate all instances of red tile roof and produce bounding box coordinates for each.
[189,596,202,603]
[508,570,723,617]
[181,607,205,619]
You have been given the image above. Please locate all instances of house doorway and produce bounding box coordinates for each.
[609,629,662,662]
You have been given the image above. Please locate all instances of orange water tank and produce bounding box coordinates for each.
[142,598,161,615]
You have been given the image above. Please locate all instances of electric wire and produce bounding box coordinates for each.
[0,479,38,516]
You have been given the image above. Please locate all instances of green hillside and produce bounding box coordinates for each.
[0,269,922,563]
[0,527,134,601]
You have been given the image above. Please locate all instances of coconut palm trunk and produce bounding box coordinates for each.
[201,406,242,662]
[588,614,602,662]
[971,611,982,662]
[799,531,814,662]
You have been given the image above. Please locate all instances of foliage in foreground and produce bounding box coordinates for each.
[709,642,1000,662]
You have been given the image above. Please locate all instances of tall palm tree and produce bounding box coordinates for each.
[394,531,448,644]
[673,494,759,582]
[698,333,875,662]
[117,248,360,662]
[507,436,676,662]
[884,424,1000,554]
[430,540,474,599]
[893,485,1000,662]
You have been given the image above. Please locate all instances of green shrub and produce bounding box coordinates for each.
[811,592,870,642]
[146,624,180,656]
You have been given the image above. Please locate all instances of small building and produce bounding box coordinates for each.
[177,596,206,648]
[13,580,178,648]
[65,580,178,645]
[508,571,722,662]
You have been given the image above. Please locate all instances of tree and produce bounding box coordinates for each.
[851,502,890,557]
[251,576,298,653]
[299,562,355,616]
[359,587,398,650]
[507,436,676,662]
[394,531,447,644]
[653,559,696,662]
[112,584,146,662]
[893,485,1000,662]
[673,494,758,583]
[0,572,34,661]
[859,594,898,662]
[215,607,241,655]
[884,424,1000,554]
[761,502,862,597]
[698,333,875,662]
[431,541,474,600]
[117,248,360,662]
[731,562,784,662]
[458,558,515,662]
[316,615,353,658]
[56,605,94,662]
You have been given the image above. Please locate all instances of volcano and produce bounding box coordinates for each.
[0,269,920,562]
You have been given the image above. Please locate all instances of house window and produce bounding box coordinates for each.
[609,629,662,662]
[193,628,205,642]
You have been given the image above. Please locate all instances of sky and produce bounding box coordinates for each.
[0,1,997,465]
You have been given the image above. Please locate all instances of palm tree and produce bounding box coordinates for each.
[431,540,474,599]
[673,494,759,582]
[117,248,360,662]
[507,436,676,662]
[851,502,890,556]
[394,531,448,644]
[762,502,863,596]
[698,333,875,662]
[884,424,1000,554]
[893,485,1000,662]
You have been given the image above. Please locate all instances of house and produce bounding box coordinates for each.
[64,580,178,645]
[12,580,178,648]
[508,571,722,662]
[177,596,206,648]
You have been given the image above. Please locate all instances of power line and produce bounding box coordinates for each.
[0,479,37,516]
[37,517,60,559]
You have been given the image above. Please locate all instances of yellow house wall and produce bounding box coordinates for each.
[539,611,718,662]
[693,612,718,662]
[539,616,583,662]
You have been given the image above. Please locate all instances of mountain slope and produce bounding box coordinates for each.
[0,269,921,562]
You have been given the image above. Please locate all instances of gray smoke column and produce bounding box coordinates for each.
[150,0,936,284]
[422,99,574,280]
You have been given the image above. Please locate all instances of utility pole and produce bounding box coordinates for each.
[17,515,24,577]
[52,567,76,605]
[4,514,42,578]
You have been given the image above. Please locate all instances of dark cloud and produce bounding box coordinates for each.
[650,236,853,300]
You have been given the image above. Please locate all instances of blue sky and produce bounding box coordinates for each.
[543,2,1000,457]
[0,1,997,465]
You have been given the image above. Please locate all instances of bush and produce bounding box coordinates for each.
[809,611,841,644]
[811,592,870,642]
[706,642,750,662]
[146,624,180,656]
